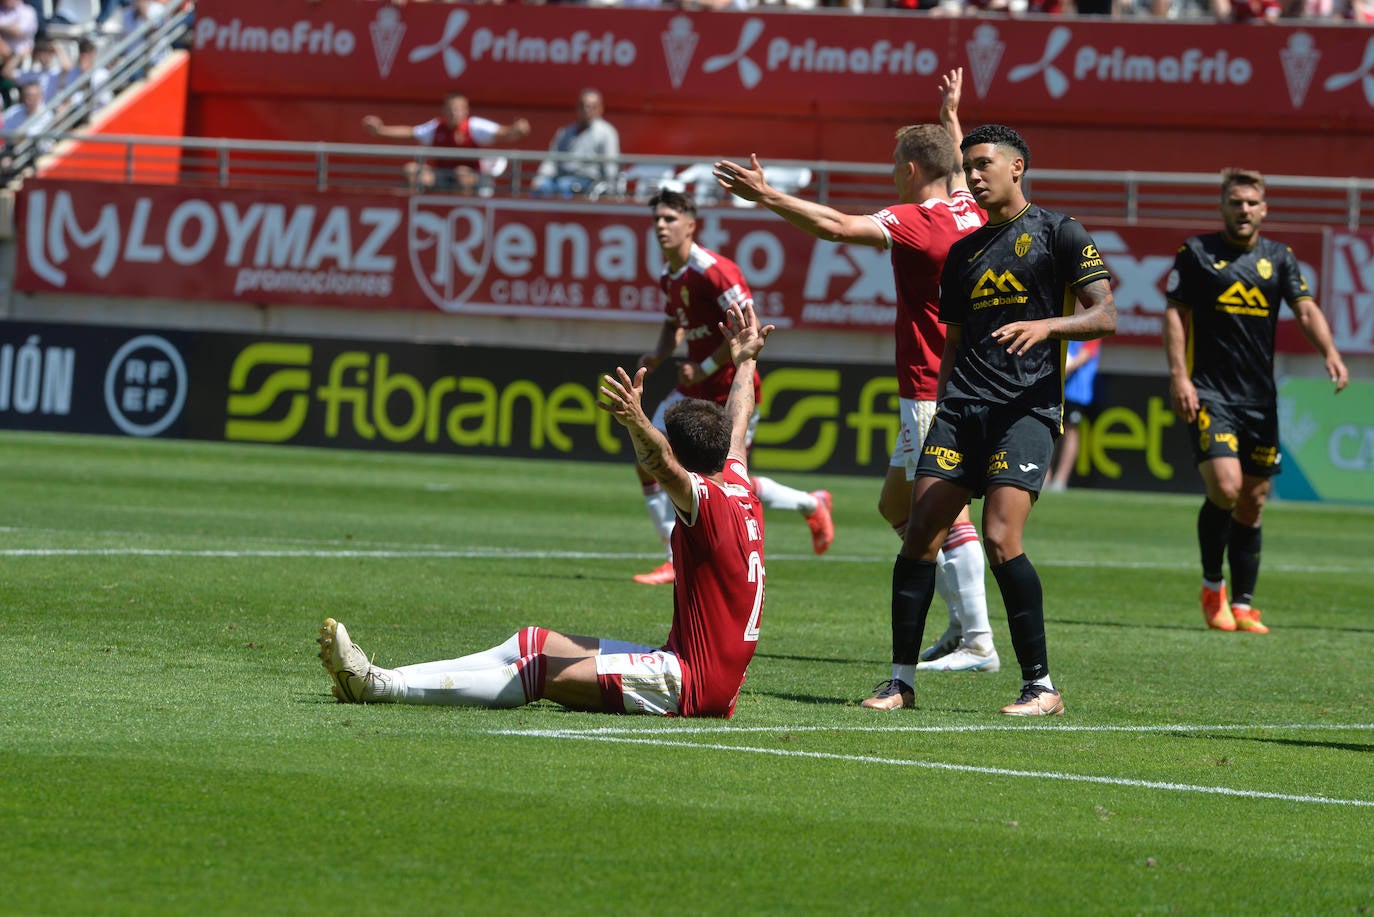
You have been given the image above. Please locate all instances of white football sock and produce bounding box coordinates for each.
[941,526,992,650]
[644,485,676,559]
[394,628,537,677]
[892,663,916,686]
[393,661,533,707]
[932,548,962,636]
[751,476,817,514]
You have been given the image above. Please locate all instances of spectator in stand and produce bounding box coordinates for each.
[531,88,619,199]
[0,0,39,100]
[2,78,55,149]
[57,38,113,112]
[1045,339,1101,492]
[1348,0,1374,19]
[1214,0,1283,18]
[103,0,165,34]
[363,92,531,194]
[24,38,71,104]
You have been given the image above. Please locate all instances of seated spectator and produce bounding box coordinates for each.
[0,0,39,99]
[3,78,55,147]
[103,0,165,34]
[363,92,531,193]
[530,88,620,199]
[1214,0,1283,17]
[24,38,71,104]
[57,37,113,112]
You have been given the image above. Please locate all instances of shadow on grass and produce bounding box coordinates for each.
[1054,617,1374,636]
[1187,732,1374,754]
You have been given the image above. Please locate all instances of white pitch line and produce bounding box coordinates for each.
[494,723,1374,808]
[0,545,1363,574]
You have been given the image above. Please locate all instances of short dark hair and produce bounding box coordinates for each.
[665,399,731,474]
[649,188,696,218]
[961,124,1031,172]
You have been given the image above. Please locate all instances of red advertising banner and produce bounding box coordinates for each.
[13,178,1327,352]
[1324,230,1374,356]
[187,1,1374,129]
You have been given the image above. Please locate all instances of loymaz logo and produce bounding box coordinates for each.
[105,335,187,437]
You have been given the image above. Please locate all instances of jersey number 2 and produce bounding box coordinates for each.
[744,551,764,643]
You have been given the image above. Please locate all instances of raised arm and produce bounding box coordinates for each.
[598,365,693,511]
[361,115,416,142]
[939,67,969,194]
[713,154,887,248]
[719,301,775,461]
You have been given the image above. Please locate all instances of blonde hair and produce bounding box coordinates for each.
[895,124,959,180]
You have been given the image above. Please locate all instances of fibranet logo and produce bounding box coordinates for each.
[224,342,626,453]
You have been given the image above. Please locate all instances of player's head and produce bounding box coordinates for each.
[1219,168,1267,245]
[891,125,958,200]
[664,398,732,475]
[960,124,1029,210]
[649,189,698,260]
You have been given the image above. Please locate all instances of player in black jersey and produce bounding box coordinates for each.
[879,123,1117,717]
[1163,168,1348,635]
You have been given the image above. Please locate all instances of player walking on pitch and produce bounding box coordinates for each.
[1163,168,1347,634]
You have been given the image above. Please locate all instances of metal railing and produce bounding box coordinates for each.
[24,133,1374,230]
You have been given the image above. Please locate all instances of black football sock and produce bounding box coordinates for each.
[891,555,937,668]
[1228,523,1262,605]
[1197,499,1233,583]
[992,553,1048,683]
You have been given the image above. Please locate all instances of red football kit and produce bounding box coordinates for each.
[866,190,986,400]
[659,243,762,406]
[662,457,766,717]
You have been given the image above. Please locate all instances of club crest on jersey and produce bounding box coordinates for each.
[1014,233,1033,257]
[1257,258,1273,280]
[407,196,493,312]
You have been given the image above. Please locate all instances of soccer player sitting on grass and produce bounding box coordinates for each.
[317,301,774,718]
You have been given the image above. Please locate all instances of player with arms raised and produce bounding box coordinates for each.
[317,301,774,718]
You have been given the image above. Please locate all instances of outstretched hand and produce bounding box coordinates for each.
[597,365,650,429]
[719,300,775,366]
[713,154,769,203]
[939,67,963,119]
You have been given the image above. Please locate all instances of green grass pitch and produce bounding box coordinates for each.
[3,430,1372,915]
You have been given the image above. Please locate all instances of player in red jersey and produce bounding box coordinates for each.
[714,69,999,705]
[317,301,774,718]
[630,188,834,586]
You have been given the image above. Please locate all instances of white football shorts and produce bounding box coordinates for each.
[595,639,685,716]
[890,397,937,481]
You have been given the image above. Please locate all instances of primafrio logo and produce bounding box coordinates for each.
[105,335,187,437]
[1007,25,1253,100]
